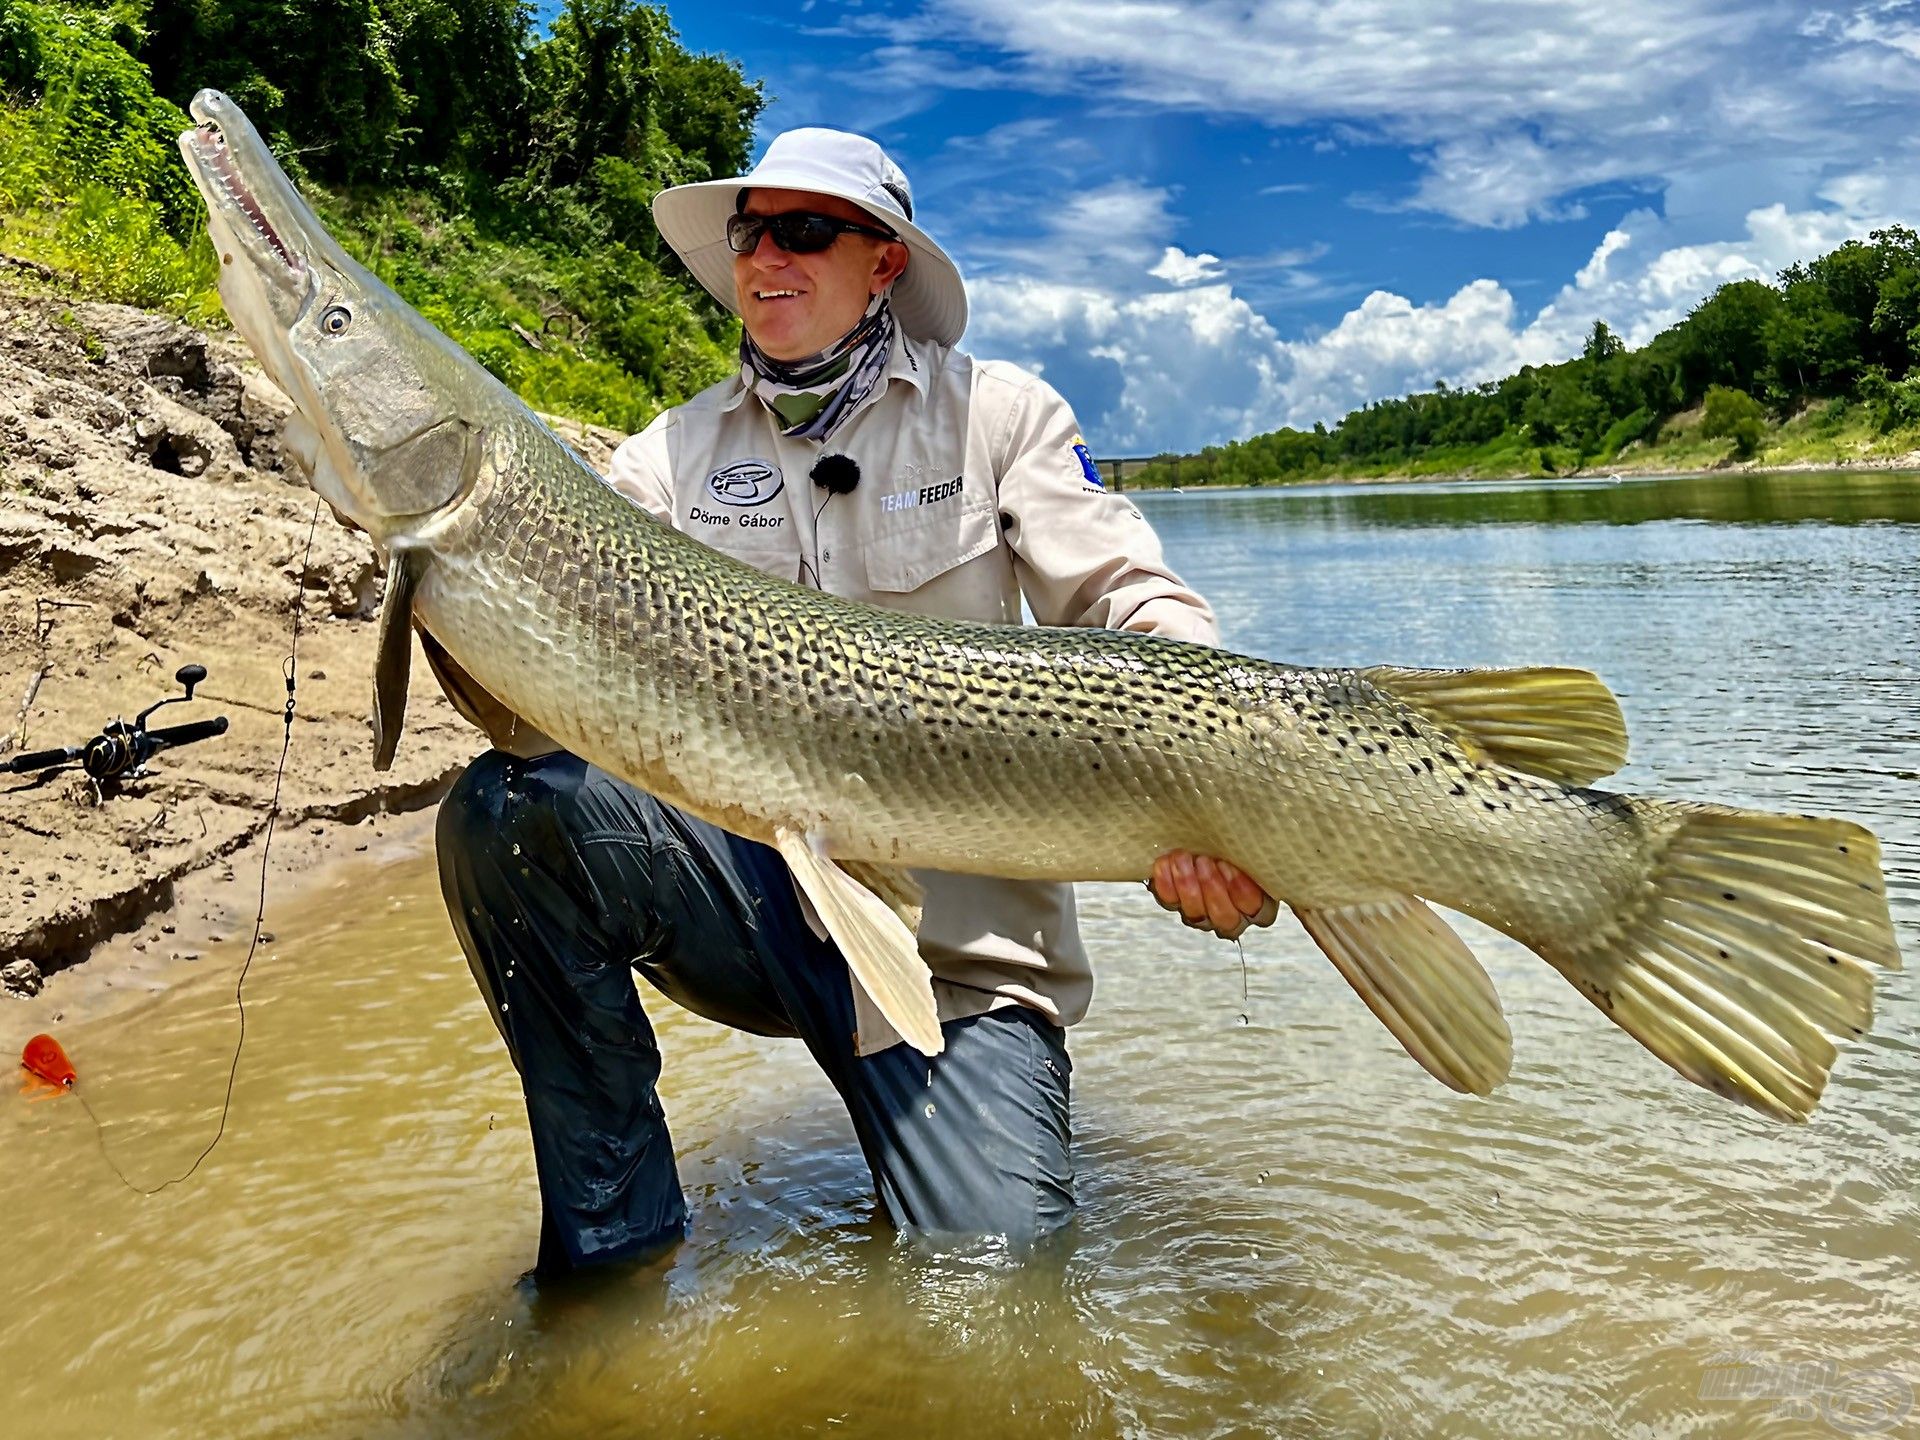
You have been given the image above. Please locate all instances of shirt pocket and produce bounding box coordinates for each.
[862,491,1000,594]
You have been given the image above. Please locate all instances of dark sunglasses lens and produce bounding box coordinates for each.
[766,214,841,252]
[729,213,842,254]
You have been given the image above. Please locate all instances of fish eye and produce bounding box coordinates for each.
[320,304,352,335]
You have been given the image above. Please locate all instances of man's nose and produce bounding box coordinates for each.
[751,231,790,266]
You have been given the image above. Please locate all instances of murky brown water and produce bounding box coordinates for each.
[3,471,1917,1438]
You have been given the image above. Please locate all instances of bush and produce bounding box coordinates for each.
[1700,385,1768,458]
[1597,405,1656,456]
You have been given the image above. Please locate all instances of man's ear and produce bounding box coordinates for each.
[871,241,910,294]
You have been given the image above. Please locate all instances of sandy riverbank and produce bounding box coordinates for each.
[0,287,625,993]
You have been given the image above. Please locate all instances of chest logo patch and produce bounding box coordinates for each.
[705,458,785,507]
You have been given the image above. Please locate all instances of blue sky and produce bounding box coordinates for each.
[624,0,1920,453]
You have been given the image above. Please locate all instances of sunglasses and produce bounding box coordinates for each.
[726,211,899,255]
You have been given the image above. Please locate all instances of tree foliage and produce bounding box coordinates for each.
[0,0,766,425]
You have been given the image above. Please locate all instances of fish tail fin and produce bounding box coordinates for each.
[1527,804,1900,1121]
[1292,895,1513,1095]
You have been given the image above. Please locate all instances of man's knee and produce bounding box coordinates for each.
[859,1008,1076,1245]
[437,749,594,872]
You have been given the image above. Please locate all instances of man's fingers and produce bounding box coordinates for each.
[1216,859,1270,917]
[1149,851,1281,937]
[1194,857,1245,936]
[1171,851,1210,925]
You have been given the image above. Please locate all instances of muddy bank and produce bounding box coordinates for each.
[0,287,625,987]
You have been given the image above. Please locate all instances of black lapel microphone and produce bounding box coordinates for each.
[810,453,861,495]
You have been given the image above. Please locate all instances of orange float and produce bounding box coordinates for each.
[21,1034,76,1088]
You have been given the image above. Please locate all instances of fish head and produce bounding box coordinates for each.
[178,90,486,542]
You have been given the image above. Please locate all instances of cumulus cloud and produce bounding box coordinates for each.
[861,0,1920,228]
[966,184,1910,452]
[1149,247,1226,286]
[768,1,1920,450]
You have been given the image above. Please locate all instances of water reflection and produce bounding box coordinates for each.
[1137,469,1920,530]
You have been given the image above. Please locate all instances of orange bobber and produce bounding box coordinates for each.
[21,1033,76,1088]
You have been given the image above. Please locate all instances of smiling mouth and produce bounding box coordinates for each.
[187,121,302,275]
[755,289,803,301]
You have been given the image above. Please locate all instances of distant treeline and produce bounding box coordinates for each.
[1133,228,1920,485]
[0,0,764,428]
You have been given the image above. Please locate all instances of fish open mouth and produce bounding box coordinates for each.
[186,119,303,276]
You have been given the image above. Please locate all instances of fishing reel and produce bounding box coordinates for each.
[2,664,229,782]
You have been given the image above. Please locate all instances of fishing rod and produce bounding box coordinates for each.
[17,500,320,1195]
[2,664,229,782]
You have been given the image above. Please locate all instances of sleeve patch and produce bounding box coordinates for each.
[1070,436,1104,489]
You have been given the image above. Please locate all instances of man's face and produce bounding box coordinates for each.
[732,187,909,361]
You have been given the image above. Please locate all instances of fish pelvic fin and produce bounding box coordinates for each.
[1359,665,1628,786]
[837,859,925,934]
[773,827,943,1057]
[1528,804,1901,1122]
[371,543,431,771]
[1292,895,1512,1096]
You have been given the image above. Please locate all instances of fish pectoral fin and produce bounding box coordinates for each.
[1292,895,1512,1096]
[836,859,925,933]
[371,544,431,772]
[773,827,943,1057]
[1359,665,1628,786]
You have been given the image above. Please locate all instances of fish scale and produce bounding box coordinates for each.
[179,87,1902,1117]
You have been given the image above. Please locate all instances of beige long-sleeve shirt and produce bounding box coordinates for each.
[429,332,1218,1051]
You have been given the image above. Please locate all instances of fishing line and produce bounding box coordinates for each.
[47,498,321,1196]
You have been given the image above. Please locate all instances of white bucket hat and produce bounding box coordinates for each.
[652,128,968,346]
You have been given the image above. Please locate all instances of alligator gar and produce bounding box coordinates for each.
[179,89,1902,1119]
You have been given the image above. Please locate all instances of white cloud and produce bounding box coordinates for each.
[860,0,1920,229]
[1149,247,1226,286]
[966,179,1913,452]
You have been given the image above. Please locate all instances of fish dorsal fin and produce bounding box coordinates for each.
[1358,665,1628,786]
[1292,895,1512,1096]
[371,544,431,772]
[773,827,943,1056]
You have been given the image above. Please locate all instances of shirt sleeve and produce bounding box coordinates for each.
[604,413,676,522]
[987,366,1220,646]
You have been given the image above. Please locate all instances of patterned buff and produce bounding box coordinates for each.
[742,295,897,443]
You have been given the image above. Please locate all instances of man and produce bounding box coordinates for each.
[430,128,1276,1277]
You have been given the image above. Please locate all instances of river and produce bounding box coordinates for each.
[4,470,1917,1438]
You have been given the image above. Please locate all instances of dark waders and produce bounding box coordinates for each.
[437,750,1075,1275]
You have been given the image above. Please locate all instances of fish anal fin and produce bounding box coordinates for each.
[1292,895,1512,1096]
[1359,665,1628,786]
[773,827,942,1057]
[372,544,431,772]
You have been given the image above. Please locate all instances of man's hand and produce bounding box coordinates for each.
[1148,851,1280,940]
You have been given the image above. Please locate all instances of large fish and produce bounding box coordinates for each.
[179,90,1902,1120]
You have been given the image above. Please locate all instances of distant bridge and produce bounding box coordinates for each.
[1093,456,1158,490]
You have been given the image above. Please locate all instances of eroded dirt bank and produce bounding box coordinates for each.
[0,287,623,989]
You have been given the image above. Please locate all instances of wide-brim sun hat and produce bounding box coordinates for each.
[653,127,967,347]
